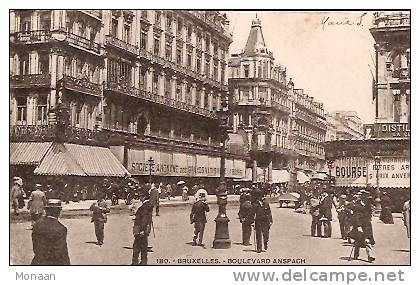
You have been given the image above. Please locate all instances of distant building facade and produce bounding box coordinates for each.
[325,111,364,141]
[228,17,326,185]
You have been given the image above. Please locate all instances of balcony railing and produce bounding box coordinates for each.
[105,79,217,119]
[10,125,56,141]
[138,49,228,92]
[60,75,102,97]
[79,10,102,19]
[11,74,51,89]
[105,35,138,55]
[11,125,109,146]
[373,13,410,28]
[64,31,101,54]
[11,30,51,44]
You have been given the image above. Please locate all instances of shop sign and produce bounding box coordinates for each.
[333,156,410,188]
[127,149,245,178]
[364,123,410,139]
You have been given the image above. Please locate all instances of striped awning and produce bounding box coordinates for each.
[10,142,52,165]
[34,143,86,176]
[64,143,130,177]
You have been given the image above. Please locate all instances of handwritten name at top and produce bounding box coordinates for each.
[321,13,367,30]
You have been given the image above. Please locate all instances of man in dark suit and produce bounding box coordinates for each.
[319,188,334,238]
[238,191,253,246]
[31,199,70,265]
[132,190,153,265]
[149,183,160,216]
[248,190,273,253]
[190,192,210,246]
[89,194,110,246]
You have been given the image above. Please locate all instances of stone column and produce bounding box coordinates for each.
[159,71,165,96]
[103,10,112,36]
[252,159,257,184]
[268,160,273,184]
[147,67,154,93]
[134,62,140,89]
[50,52,58,109]
[117,13,124,39]
[208,90,214,111]
[171,75,177,100]
[10,11,16,33]
[181,79,187,102]
[200,87,205,109]
[191,83,197,105]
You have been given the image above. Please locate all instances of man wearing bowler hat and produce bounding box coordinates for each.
[132,189,153,265]
[31,199,70,265]
[248,188,272,253]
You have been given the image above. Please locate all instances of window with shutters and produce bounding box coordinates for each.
[36,95,48,126]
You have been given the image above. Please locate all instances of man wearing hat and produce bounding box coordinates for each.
[248,190,273,253]
[319,187,334,238]
[11,177,25,215]
[238,190,253,246]
[190,191,210,246]
[31,199,70,265]
[27,184,47,230]
[336,194,351,240]
[132,190,153,265]
[89,193,110,246]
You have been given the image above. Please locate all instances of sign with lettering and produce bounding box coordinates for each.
[332,156,410,188]
[364,123,410,139]
[367,157,410,187]
[333,157,369,187]
[127,148,245,178]
[374,123,410,138]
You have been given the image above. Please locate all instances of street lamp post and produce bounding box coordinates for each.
[147,157,155,184]
[327,160,333,186]
[374,154,381,212]
[213,95,231,249]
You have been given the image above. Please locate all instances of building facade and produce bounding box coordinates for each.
[325,12,410,210]
[228,17,326,185]
[10,10,246,188]
[325,111,364,141]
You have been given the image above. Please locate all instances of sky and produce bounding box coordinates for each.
[225,11,377,123]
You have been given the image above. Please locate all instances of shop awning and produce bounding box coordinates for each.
[312,172,328,181]
[297,171,311,184]
[64,143,130,177]
[272,170,290,184]
[10,142,53,165]
[34,143,86,176]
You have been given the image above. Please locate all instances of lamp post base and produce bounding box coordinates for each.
[213,195,231,249]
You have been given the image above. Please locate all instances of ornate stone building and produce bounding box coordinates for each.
[325,12,410,210]
[228,17,326,185]
[10,10,246,187]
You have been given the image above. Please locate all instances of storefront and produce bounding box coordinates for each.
[110,145,247,192]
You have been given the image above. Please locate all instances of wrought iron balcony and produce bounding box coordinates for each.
[10,125,56,142]
[78,10,102,19]
[138,49,228,92]
[105,35,138,56]
[373,12,410,28]
[63,31,101,54]
[11,30,51,44]
[105,80,140,99]
[60,75,102,97]
[11,74,51,89]
[11,124,109,146]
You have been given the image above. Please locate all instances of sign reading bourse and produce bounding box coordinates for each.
[333,157,410,188]
[126,148,246,179]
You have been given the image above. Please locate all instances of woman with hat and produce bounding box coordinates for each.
[11,177,25,215]
[379,192,394,224]
[27,183,47,230]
